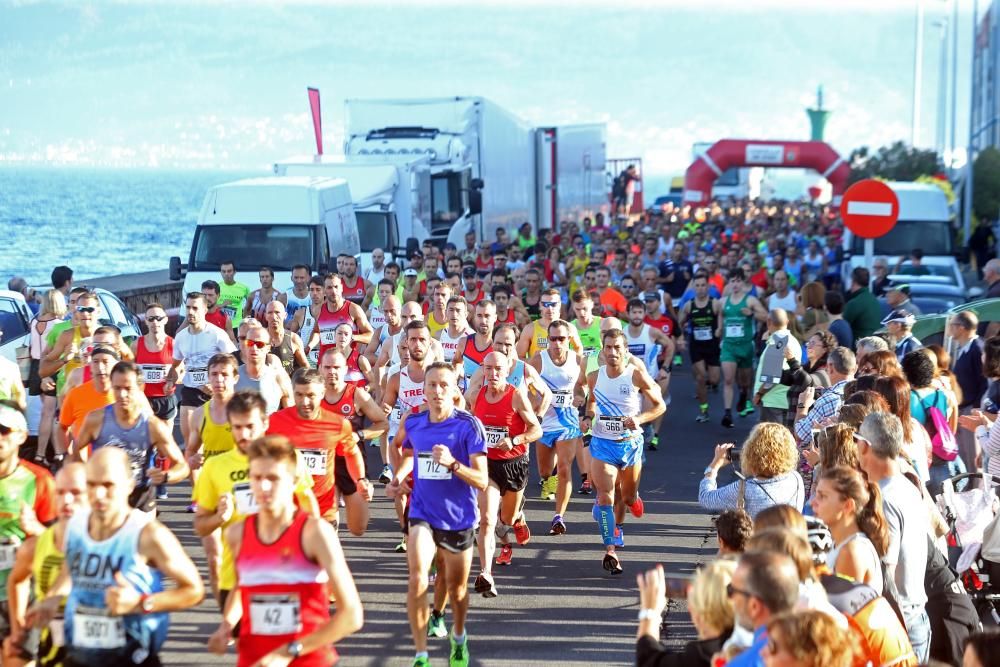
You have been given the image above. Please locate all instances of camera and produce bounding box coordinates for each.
[726,447,742,468]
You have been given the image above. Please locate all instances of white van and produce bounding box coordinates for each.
[169,176,359,299]
[842,181,968,295]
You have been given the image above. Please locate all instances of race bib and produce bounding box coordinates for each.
[220,306,236,320]
[49,618,66,647]
[484,425,508,448]
[319,329,337,345]
[598,415,625,435]
[249,594,301,636]
[72,606,125,650]
[583,347,599,358]
[308,348,319,365]
[551,390,574,408]
[233,483,258,515]
[391,406,403,423]
[628,343,645,356]
[417,452,452,480]
[187,367,208,386]
[693,326,713,341]
[725,323,745,338]
[139,364,168,384]
[301,449,328,475]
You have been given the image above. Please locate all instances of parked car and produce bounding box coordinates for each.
[911,298,1000,347]
[0,290,33,367]
[647,194,682,216]
[93,288,143,344]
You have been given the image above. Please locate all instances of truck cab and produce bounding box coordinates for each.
[169,176,358,298]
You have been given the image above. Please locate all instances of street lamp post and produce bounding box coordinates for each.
[913,0,925,147]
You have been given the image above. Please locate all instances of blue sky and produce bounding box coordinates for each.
[0,0,976,186]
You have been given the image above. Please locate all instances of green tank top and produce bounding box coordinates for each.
[573,317,603,373]
[722,293,754,344]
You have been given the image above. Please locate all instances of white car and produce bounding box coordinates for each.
[0,290,33,366]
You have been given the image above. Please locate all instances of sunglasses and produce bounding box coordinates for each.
[0,425,11,436]
[548,335,567,342]
[541,301,559,308]
[147,315,167,323]
[244,340,269,349]
[853,433,871,448]
[76,306,97,313]
[726,583,754,599]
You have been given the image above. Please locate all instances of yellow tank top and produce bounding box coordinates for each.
[427,310,447,337]
[32,525,64,600]
[62,326,92,385]
[527,320,549,357]
[200,401,235,459]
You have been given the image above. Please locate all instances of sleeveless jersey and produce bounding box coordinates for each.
[474,384,528,461]
[249,289,279,322]
[341,275,366,306]
[382,329,403,368]
[300,305,319,367]
[438,327,470,363]
[573,317,603,374]
[591,366,642,441]
[527,320,549,357]
[688,298,718,344]
[522,290,542,320]
[316,301,354,359]
[205,309,229,332]
[722,293,754,344]
[768,289,797,314]
[426,310,447,337]
[236,512,334,667]
[64,509,167,666]
[271,332,297,378]
[496,308,517,325]
[0,461,55,601]
[62,327,94,392]
[33,525,64,602]
[507,360,526,388]
[93,406,153,490]
[459,334,492,386]
[540,350,581,433]
[625,325,661,375]
[344,346,367,387]
[645,314,675,339]
[235,364,284,415]
[368,307,386,331]
[284,288,312,326]
[321,383,362,433]
[135,336,174,398]
[200,401,235,459]
[388,367,426,438]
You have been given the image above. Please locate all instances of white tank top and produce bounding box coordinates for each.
[540,350,580,432]
[825,531,883,594]
[591,365,642,440]
[438,327,471,363]
[624,325,659,375]
[301,306,318,365]
[768,290,797,314]
[389,365,426,437]
[369,307,386,331]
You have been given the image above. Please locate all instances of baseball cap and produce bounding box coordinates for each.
[641,291,660,302]
[403,268,418,278]
[880,308,916,326]
[90,345,120,360]
[887,283,910,295]
[462,266,477,278]
[0,404,27,432]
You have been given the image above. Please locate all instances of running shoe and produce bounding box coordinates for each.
[647,435,659,451]
[629,496,644,518]
[474,573,498,598]
[613,524,625,547]
[449,636,470,667]
[379,465,392,484]
[495,544,513,566]
[395,537,408,553]
[413,657,431,667]
[549,515,567,535]
[577,478,593,495]
[602,551,623,575]
[739,401,755,417]
[721,413,734,429]
[695,411,710,423]
[427,611,448,638]
[512,519,531,545]
[155,487,169,501]
[540,475,558,500]
[673,354,683,367]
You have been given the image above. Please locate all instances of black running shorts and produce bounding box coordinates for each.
[487,454,529,495]
[689,341,721,367]
[179,386,211,408]
[409,518,475,554]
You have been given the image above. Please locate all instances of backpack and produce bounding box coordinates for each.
[920,390,958,462]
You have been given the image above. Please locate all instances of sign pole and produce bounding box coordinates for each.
[864,238,874,279]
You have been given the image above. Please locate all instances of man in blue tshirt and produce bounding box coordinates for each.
[388,361,488,667]
[725,550,800,667]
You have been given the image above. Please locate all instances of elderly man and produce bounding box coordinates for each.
[951,310,987,475]
[7,277,37,314]
[886,284,922,317]
[882,309,922,361]
[871,257,893,297]
[855,335,889,367]
[793,346,856,443]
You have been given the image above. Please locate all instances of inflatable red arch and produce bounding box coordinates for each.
[682,139,850,207]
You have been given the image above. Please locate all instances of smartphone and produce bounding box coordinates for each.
[664,575,690,599]
[727,447,742,467]
[811,429,821,449]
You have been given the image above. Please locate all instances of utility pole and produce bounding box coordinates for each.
[965,0,979,245]
[949,0,958,167]
[913,0,925,147]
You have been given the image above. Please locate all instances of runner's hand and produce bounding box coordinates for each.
[251,647,293,667]
[497,438,514,452]
[187,452,204,470]
[207,624,234,654]
[25,596,59,628]
[386,478,406,499]
[357,478,374,502]
[40,376,55,392]
[20,505,43,537]
[105,572,142,616]
[148,467,167,485]
[217,494,234,523]
[636,564,667,615]
[740,307,752,316]
[622,416,638,430]
[432,444,455,468]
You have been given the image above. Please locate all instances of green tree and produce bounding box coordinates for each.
[973,146,1000,222]
[847,141,943,185]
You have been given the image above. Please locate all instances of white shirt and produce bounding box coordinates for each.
[364,266,385,284]
[173,324,237,388]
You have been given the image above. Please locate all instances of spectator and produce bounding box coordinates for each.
[723,551,801,666]
[904,349,964,495]
[882,309,922,360]
[982,258,1000,299]
[763,611,860,667]
[963,629,1000,667]
[854,335,889,367]
[793,347,857,443]
[838,392,890,429]
[959,336,1000,479]
[823,290,853,348]
[50,264,73,299]
[885,284,922,317]
[870,256,893,298]
[699,423,804,518]
[874,374,932,484]
[7,276,38,314]
[896,248,930,276]
[856,411,931,662]
[750,504,806,536]
[635,560,737,667]
[856,349,902,379]
[778,329,834,428]
[716,509,753,556]
[843,267,882,341]
[950,310,987,475]
[924,532,979,665]
[752,310,801,426]
[797,281,828,337]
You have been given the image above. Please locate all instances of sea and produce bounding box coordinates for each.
[0,167,261,288]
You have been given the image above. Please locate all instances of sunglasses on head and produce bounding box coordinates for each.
[147,315,167,323]
[245,340,269,349]
[76,306,96,313]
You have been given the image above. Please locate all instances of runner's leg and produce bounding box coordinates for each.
[441,545,475,639]
[476,482,501,576]
[407,523,437,654]
[554,439,579,516]
[342,491,370,536]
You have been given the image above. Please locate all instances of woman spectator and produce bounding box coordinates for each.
[875,375,931,483]
[752,504,807,536]
[797,281,828,336]
[715,509,753,556]
[904,349,965,495]
[810,466,887,593]
[29,288,66,464]
[856,349,902,378]
[542,246,566,288]
[699,423,804,518]
[802,423,861,493]
[779,329,834,417]
[635,561,736,667]
[515,221,536,258]
[839,391,890,428]
[763,610,860,667]
[924,343,962,429]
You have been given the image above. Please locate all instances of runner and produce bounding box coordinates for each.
[131,303,177,430]
[520,269,544,320]
[426,282,452,337]
[678,271,722,423]
[516,287,581,359]
[192,391,317,609]
[718,268,767,428]
[198,280,237,343]
[528,319,588,534]
[329,323,376,389]
[624,298,674,450]
[583,329,665,574]
[569,290,603,495]
[61,326,133,397]
[386,362,488,667]
[0,402,54,662]
[57,345,117,455]
[3,463,85,667]
[218,261,251,329]
[284,263,313,326]
[234,322,293,415]
[39,290,103,392]
[365,279,396,332]
[271,366,384,536]
[263,300,308,377]
[246,266,286,322]
[339,254,370,307]
[454,299,497,390]
[72,362,189,512]
[165,292,237,446]
[365,294,403,386]
[465,323,552,420]
[471,350,541,596]
[206,435,364,666]
[291,275,325,367]
[311,274,374,362]
[436,296,473,364]
[27,447,203,667]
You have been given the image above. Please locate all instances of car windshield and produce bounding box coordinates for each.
[851,220,953,256]
[190,225,315,271]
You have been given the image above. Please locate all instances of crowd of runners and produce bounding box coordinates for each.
[1,198,1000,665]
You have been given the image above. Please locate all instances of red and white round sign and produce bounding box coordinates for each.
[840,179,900,239]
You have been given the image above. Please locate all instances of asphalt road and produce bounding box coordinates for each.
[154,365,758,666]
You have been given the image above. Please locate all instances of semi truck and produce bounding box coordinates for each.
[343,96,606,245]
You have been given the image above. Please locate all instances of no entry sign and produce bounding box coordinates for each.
[841,179,900,239]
